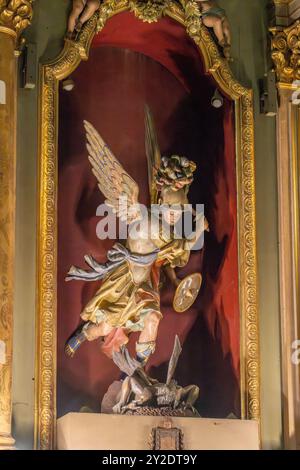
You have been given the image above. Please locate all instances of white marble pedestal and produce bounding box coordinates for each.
[57,413,260,450]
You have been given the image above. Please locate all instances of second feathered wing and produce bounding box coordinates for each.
[84,120,142,224]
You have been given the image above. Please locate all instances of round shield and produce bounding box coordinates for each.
[173,273,202,313]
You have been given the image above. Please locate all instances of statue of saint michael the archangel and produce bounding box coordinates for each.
[65,108,208,368]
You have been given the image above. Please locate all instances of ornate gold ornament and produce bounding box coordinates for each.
[129,0,170,23]
[0,0,34,39]
[184,0,202,42]
[36,0,260,449]
[270,20,300,83]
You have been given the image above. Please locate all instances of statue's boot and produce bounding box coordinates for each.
[136,341,156,367]
[118,341,156,381]
[119,371,127,381]
[65,322,90,357]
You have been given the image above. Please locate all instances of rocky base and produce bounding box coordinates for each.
[124,406,199,417]
[101,380,201,417]
[101,380,122,414]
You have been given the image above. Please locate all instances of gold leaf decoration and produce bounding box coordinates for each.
[270,20,300,83]
[0,0,33,38]
[129,0,170,23]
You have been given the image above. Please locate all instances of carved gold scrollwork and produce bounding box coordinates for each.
[0,0,33,39]
[96,0,170,29]
[36,0,260,449]
[271,20,300,83]
[97,0,126,32]
[184,0,202,42]
[129,0,170,23]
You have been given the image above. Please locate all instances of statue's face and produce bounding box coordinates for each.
[160,188,188,226]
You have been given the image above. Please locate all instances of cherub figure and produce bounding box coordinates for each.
[197,1,231,58]
[65,108,207,368]
[67,0,100,35]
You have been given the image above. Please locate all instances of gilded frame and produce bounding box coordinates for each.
[35,0,260,450]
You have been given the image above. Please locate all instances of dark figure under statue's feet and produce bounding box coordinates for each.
[111,336,200,416]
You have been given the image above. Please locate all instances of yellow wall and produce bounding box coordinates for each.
[12,0,282,449]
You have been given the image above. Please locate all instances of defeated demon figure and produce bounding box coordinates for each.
[112,336,200,415]
[197,0,231,58]
[68,0,100,35]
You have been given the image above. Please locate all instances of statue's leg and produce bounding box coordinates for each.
[221,18,231,58]
[132,385,153,406]
[84,320,113,340]
[113,377,132,413]
[136,311,161,366]
[68,0,86,34]
[65,320,113,357]
[222,18,231,46]
[213,19,226,46]
[76,0,100,30]
[202,16,225,46]
[183,385,200,409]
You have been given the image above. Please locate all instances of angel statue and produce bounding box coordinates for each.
[67,0,101,36]
[65,108,208,368]
[196,1,231,59]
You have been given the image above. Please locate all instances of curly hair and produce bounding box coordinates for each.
[155,155,197,192]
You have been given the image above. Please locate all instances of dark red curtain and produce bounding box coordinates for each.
[57,13,240,418]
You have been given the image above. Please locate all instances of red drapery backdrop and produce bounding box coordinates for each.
[57,13,240,418]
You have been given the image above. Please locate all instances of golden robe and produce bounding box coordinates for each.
[80,235,190,333]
